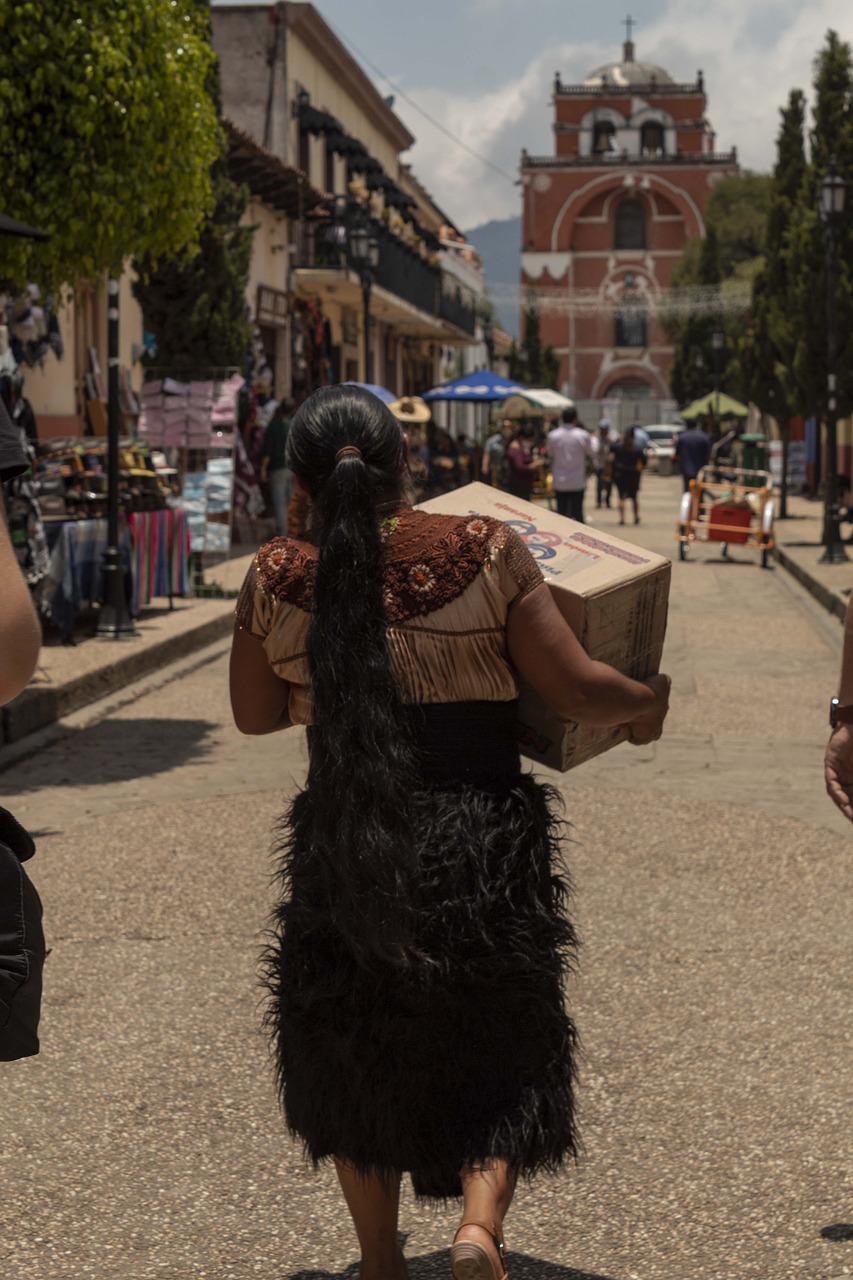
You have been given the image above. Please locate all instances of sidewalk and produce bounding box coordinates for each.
[771,492,851,621]
[2,489,849,751]
[0,549,255,747]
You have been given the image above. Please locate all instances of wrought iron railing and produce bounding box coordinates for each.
[439,278,477,335]
[297,215,441,320]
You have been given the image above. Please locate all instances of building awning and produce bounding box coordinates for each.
[224,120,323,218]
[299,102,339,136]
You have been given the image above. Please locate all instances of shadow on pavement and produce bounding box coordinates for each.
[288,1251,614,1280]
[820,1223,853,1241]
[0,717,216,794]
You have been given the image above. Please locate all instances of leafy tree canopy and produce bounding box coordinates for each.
[0,0,221,290]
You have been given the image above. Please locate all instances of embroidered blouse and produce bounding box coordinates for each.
[235,508,544,725]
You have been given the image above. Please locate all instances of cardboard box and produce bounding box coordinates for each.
[418,483,671,771]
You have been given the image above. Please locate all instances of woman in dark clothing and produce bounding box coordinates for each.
[610,425,647,526]
[505,424,539,501]
[229,385,670,1280]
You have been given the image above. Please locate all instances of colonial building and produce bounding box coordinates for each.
[212,2,481,400]
[520,28,738,410]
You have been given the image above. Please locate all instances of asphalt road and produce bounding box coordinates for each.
[1,473,851,1280]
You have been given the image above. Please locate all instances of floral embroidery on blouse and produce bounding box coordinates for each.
[235,509,544,631]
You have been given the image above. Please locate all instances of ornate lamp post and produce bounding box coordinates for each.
[95,275,137,638]
[348,222,380,383]
[818,158,848,564]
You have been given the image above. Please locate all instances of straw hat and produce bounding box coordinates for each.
[389,395,431,423]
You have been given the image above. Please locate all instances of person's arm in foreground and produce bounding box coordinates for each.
[229,625,293,735]
[0,491,41,706]
[824,593,853,821]
[507,582,670,743]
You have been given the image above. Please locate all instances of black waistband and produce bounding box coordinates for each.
[404,700,521,787]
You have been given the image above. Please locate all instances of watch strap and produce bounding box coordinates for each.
[830,697,853,727]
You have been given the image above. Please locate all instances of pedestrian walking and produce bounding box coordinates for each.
[611,425,647,525]
[505,423,539,500]
[674,424,711,492]
[482,419,511,488]
[230,384,670,1280]
[594,419,616,509]
[260,398,294,536]
[545,407,598,522]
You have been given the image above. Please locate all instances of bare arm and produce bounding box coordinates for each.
[0,491,41,707]
[229,624,293,735]
[506,582,670,742]
[825,594,853,821]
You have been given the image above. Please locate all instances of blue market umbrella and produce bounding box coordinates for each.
[421,369,528,402]
[341,381,396,405]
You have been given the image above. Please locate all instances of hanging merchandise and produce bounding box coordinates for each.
[138,370,245,565]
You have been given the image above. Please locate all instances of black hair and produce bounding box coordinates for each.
[285,385,418,964]
[561,407,577,424]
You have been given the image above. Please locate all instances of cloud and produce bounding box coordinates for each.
[397,0,853,228]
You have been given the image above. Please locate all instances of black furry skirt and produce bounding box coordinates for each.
[264,701,579,1202]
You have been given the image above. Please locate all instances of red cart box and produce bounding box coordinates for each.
[707,503,752,544]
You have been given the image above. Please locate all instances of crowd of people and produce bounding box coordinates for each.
[480,408,655,527]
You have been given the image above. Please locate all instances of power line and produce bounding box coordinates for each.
[323,17,518,186]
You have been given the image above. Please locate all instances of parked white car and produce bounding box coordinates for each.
[643,424,685,476]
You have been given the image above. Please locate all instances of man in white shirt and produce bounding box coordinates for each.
[545,407,599,522]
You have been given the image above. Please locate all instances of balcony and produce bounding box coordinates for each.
[439,277,477,336]
[297,215,440,321]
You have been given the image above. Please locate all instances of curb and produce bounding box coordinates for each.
[1,609,235,746]
[774,545,847,623]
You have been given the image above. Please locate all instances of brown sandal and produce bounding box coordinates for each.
[450,1219,508,1280]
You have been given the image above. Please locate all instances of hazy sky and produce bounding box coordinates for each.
[213,1,853,228]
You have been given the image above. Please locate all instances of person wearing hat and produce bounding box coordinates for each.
[390,397,432,501]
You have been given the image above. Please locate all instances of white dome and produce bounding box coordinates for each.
[584,58,675,88]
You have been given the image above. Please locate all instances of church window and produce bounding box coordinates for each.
[641,122,666,157]
[614,198,646,249]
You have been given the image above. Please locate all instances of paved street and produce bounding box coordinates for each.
[1,473,851,1280]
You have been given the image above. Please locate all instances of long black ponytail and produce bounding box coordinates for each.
[285,385,419,964]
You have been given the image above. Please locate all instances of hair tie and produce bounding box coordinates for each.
[335,445,362,463]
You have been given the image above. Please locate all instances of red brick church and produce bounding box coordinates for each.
[520,22,738,406]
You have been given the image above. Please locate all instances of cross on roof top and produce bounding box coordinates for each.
[623,14,636,62]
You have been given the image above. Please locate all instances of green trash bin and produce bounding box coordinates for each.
[738,433,768,482]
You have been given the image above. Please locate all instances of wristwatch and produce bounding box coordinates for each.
[829,697,853,728]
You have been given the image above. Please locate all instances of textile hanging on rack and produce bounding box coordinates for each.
[128,509,191,613]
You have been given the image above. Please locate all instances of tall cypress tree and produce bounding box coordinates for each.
[747,89,806,515]
[132,1,254,372]
[787,32,853,423]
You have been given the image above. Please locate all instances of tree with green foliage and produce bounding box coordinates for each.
[786,32,853,424]
[511,303,559,389]
[132,2,254,371]
[664,173,773,410]
[0,0,221,290]
[667,226,725,407]
[745,90,807,516]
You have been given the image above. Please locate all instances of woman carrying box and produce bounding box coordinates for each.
[230,385,670,1280]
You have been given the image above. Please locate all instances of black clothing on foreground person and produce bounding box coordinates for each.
[229,384,670,1280]
[0,397,45,1061]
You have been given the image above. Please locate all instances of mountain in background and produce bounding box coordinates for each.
[463,214,521,339]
